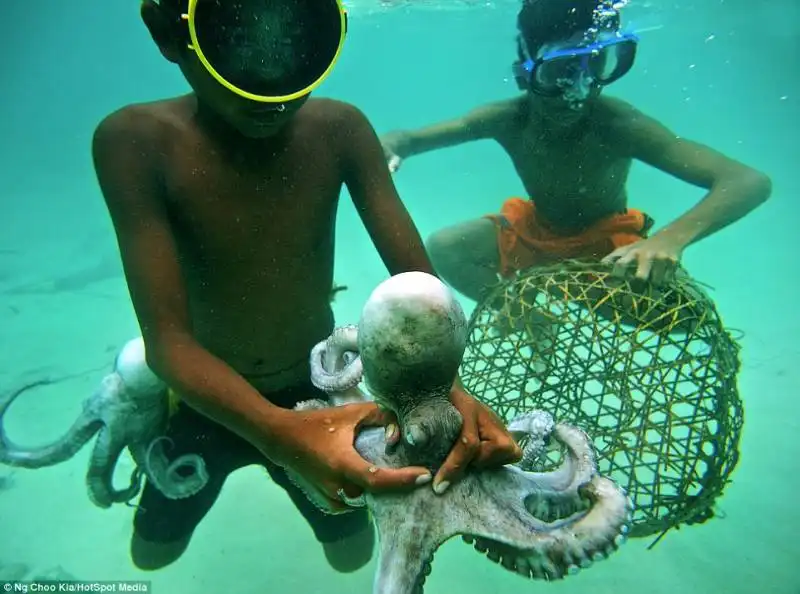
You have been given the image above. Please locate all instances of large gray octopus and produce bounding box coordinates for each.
[0,337,208,507]
[302,271,633,594]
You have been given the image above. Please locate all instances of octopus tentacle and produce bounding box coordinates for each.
[0,380,104,468]
[86,426,142,508]
[465,477,631,580]
[372,513,440,594]
[358,419,631,587]
[309,324,363,393]
[457,425,631,581]
[517,422,596,494]
[506,410,554,471]
[132,436,208,500]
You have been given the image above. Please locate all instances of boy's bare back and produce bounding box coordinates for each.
[96,95,366,390]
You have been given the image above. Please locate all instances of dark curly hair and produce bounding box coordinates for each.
[516,0,620,58]
[153,0,187,13]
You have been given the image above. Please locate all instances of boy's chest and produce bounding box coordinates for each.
[163,143,342,262]
[510,129,623,192]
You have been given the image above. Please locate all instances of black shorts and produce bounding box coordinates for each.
[132,384,370,544]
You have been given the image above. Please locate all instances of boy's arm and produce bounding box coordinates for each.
[609,106,772,278]
[341,104,438,275]
[380,100,514,170]
[92,109,290,450]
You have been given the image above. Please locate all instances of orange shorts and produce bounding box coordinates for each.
[485,197,654,278]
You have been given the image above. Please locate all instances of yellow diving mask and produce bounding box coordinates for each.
[180,0,348,103]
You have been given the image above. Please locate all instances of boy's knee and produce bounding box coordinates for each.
[130,531,192,571]
[322,523,375,573]
[425,227,453,263]
[426,227,467,277]
[426,219,498,278]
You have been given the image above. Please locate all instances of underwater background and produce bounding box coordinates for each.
[1,0,798,592]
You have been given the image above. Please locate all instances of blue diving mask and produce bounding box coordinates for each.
[512,31,639,98]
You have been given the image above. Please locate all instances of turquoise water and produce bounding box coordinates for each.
[1,0,798,592]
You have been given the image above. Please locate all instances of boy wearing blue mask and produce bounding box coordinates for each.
[382,0,770,295]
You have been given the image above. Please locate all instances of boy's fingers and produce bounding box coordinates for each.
[341,451,431,493]
[474,440,523,468]
[612,254,637,279]
[433,430,480,494]
[651,257,677,286]
[336,403,432,493]
[650,259,667,286]
[601,246,624,263]
[662,261,677,285]
[635,257,653,281]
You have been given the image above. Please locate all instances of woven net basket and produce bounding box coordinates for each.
[459,260,743,541]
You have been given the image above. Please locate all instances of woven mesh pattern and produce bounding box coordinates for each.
[459,260,743,540]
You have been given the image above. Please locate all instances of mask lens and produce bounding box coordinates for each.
[530,36,637,95]
[591,39,636,84]
[535,56,582,90]
[191,0,344,100]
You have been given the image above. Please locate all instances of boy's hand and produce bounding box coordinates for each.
[265,403,432,513]
[432,385,523,495]
[602,235,685,287]
[380,133,405,173]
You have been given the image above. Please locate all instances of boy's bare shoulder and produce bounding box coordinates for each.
[592,95,680,158]
[298,97,382,151]
[469,96,524,118]
[91,99,192,210]
[300,97,372,129]
[465,96,524,131]
[94,97,190,146]
[594,95,659,133]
